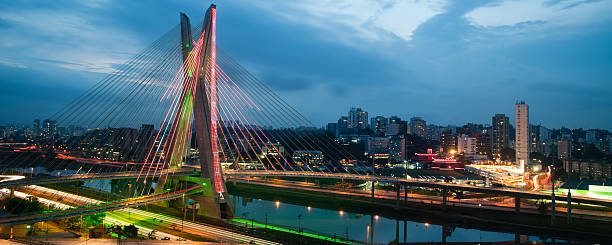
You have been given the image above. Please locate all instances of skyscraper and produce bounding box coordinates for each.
[370,116,388,135]
[41,119,57,139]
[491,114,510,159]
[337,116,349,135]
[348,107,368,130]
[410,117,426,138]
[388,116,407,135]
[33,119,40,137]
[515,101,529,171]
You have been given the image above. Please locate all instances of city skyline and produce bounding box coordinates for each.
[0,0,611,130]
[1,2,612,243]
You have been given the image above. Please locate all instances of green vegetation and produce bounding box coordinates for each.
[1,197,46,214]
[106,224,138,239]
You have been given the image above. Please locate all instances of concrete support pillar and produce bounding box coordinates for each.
[515,196,520,214]
[396,184,400,206]
[371,181,375,202]
[404,185,408,204]
[442,188,448,206]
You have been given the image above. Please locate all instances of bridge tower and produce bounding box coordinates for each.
[182,4,232,219]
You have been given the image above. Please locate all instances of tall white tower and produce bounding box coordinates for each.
[515,101,529,172]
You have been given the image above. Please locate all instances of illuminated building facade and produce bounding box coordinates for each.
[292,150,324,166]
[410,117,426,138]
[491,114,510,159]
[348,107,368,130]
[515,101,529,171]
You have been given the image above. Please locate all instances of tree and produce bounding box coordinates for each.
[1,197,45,214]
[123,225,138,239]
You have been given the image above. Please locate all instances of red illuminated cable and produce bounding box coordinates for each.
[215,78,283,170]
[216,74,291,170]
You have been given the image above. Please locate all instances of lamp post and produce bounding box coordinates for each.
[127,184,132,218]
[551,163,556,225]
[567,149,572,224]
[297,214,302,239]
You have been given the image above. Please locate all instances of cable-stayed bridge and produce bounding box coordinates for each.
[0,4,372,225]
[1,4,612,230]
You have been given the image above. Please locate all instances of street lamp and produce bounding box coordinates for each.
[127,184,132,218]
[297,214,302,236]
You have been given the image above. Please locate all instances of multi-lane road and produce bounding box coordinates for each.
[224,170,612,208]
[15,184,278,244]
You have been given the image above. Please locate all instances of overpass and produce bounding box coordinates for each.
[0,168,199,189]
[224,170,612,208]
[0,185,202,226]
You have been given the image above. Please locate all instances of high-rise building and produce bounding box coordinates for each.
[529,125,539,153]
[475,133,491,156]
[337,116,349,135]
[558,139,571,172]
[33,119,40,137]
[41,119,57,139]
[388,116,407,135]
[491,114,510,159]
[515,101,529,171]
[410,117,426,138]
[388,135,405,162]
[348,107,368,130]
[370,116,388,135]
[457,134,477,155]
[326,122,337,136]
[439,130,456,155]
[425,125,442,141]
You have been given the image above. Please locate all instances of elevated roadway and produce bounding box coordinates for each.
[0,185,202,226]
[0,169,199,189]
[224,170,612,208]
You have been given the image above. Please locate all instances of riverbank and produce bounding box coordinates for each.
[226,179,612,243]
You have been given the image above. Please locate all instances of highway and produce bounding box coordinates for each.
[224,170,612,208]
[0,185,203,226]
[0,169,198,189]
[15,184,278,244]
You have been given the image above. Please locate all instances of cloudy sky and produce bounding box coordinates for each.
[1,0,611,129]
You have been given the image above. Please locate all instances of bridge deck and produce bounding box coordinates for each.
[0,185,202,226]
[0,169,199,189]
[224,170,612,207]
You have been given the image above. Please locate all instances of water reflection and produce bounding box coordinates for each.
[231,194,540,244]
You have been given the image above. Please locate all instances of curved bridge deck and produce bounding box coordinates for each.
[0,169,199,189]
[0,185,202,226]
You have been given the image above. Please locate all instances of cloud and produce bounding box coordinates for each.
[0,57,27,69]
[465,0,612,29]
[0,1,141,74]
[242,0,448,44]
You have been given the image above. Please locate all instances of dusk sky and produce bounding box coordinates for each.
[1,0,611,130]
